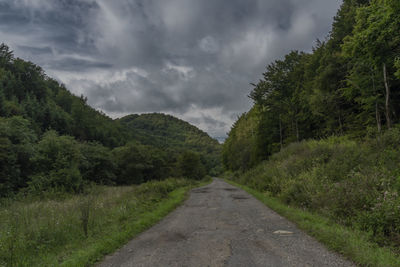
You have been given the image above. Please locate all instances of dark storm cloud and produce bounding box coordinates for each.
[0,0,99,54]
[17,45,52,55]
[50,58,112,71]
[0,0,342,138]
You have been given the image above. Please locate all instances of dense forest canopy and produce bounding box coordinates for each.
[0,45,221,197]
[223,0,400,172]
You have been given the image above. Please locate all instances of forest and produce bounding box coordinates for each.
[223,0,400,260]
[223,0,400,171]
[0,44,221,198]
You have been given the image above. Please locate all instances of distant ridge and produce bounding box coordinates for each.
[119,113,222,175]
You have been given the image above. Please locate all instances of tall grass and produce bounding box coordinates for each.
[0,178,204,266]
[228,128,400,256]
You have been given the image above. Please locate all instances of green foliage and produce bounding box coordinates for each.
[222,108,260,171]
[343,0,400,67]
[177,151,206,180]
[80,142,116,185]
[112,142,170,185]
[0,116,36,195]
[341,0,400,131]
[229,130,400,251]
[0,43,127,147]
[224,0,400,170]
[0,43,221,196]
[395,57,400,80]
[29,131,84,194]
[119,113,222,175]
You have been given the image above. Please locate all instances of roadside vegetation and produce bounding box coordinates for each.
[226,130,400,265]
[0,178,210,267]
[225,179,400,267]
[223,0,400,265]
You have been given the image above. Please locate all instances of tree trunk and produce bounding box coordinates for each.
[295,118,299,142]
[376,101,381,134]
[371,69,381,134]
[279,115,283,150]
[338,110,343,135]
[383,63,391,129]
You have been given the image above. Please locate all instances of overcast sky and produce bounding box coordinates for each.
[0,0,342,140]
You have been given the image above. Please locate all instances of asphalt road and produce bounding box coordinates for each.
[97,178,354,267]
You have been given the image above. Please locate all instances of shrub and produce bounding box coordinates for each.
[29,130,84,194]
[0,116,37,196]
[177,151,206,180]
[230,134,400,248]
[80,142,116,185]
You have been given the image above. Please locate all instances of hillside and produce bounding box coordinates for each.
[0,44,221,196]
[119,113,222,176]
[0,44,127,148]
[120,113,219,151]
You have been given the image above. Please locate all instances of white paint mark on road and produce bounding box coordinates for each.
[273,230,293,235]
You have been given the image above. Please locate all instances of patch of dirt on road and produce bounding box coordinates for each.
[160,232,187,242]
[223,188,238,191]
[230,194,250,200]
[192,188,210,193]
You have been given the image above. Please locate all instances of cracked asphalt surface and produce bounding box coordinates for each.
[97,178,355,267]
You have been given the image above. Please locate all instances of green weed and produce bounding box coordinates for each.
[0,178,208,266]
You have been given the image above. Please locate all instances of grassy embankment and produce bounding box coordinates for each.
[0,177,210,267]
[225,130,400,267]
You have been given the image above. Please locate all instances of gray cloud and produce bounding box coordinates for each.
[0,0,342,139]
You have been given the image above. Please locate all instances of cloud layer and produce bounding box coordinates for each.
[0,0,342,139]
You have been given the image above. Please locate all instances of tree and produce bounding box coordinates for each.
[177,151,206,180]
[0,43,13,68]
[80,142,116,185]
[395,58,400,80]
[29,131,84,193]
[112,142,155,184]
[0,116,37,196]
[0,83,5,116]
[343,0,400,129]
[222,108,262,171]
[250,51,309,148]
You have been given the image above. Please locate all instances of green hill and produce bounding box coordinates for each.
[0,44,221,196]
[119,113,222,175]
[119,113,220,152]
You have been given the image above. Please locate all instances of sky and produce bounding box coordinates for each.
[0,0,342,141]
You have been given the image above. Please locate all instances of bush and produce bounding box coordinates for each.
[0,116,37,196]
[29,130,84,194]
[29,166,83,194]
[80,142,116,185]
[230,133,400,248]
[112,142,159,185]
[177,151,206,180]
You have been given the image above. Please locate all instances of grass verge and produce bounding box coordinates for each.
[225,178,400,267]
[0,178,211,267]
[62,187,187,267]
